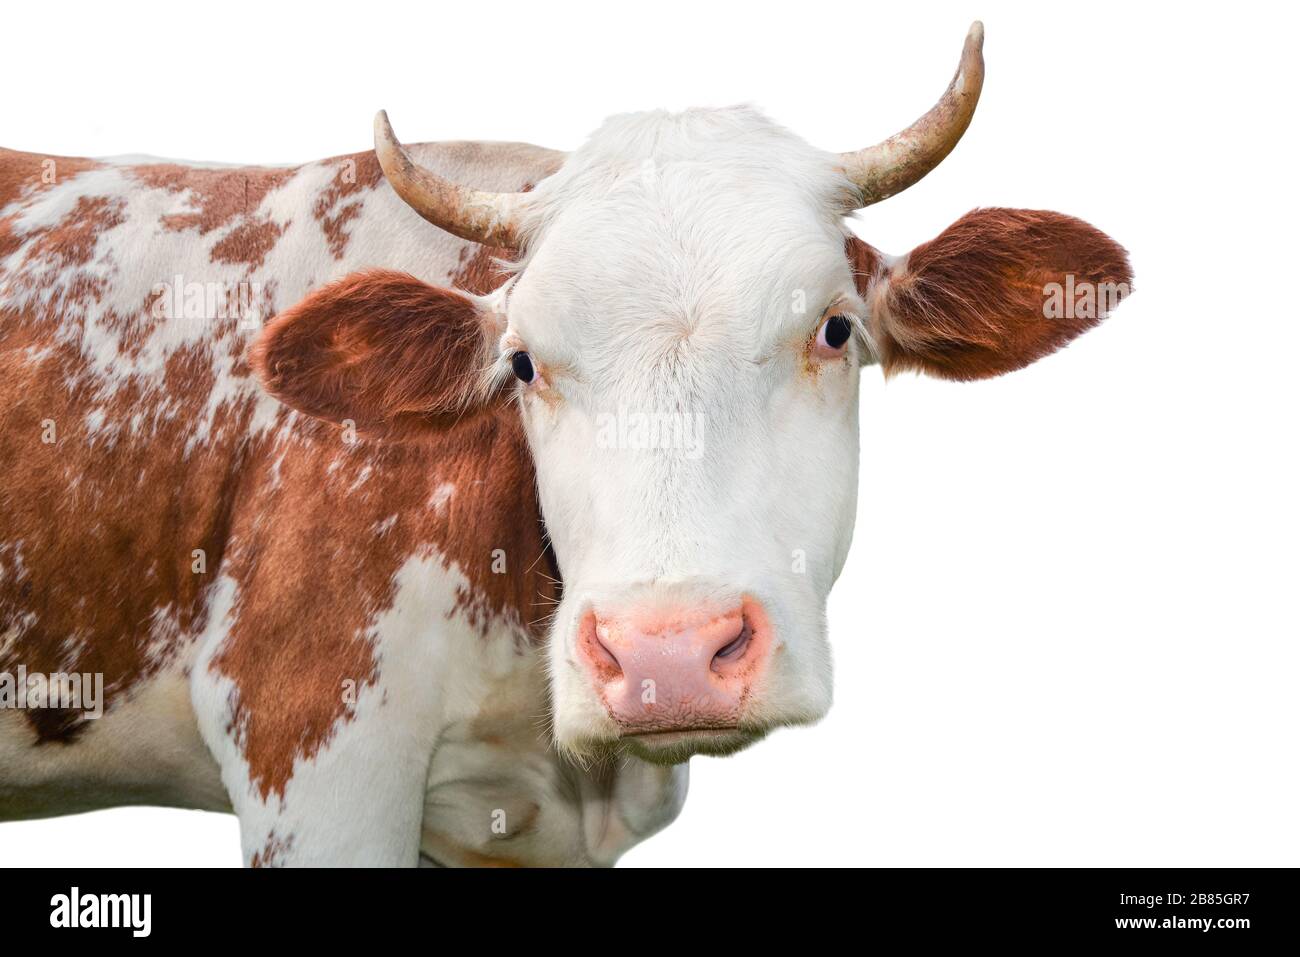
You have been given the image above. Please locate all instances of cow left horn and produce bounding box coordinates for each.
[838,21,986,207]
[374,110,525,249]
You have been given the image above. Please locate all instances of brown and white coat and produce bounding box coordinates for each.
[0,141,684,866]
[0,25,1132,867]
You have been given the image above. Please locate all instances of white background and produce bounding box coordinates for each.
[4,0,1297,867]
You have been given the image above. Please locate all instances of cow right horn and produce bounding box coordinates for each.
[837,21,986,207]
[374,110,526,249]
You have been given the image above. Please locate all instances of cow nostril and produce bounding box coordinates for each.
[711,621,752,670]
[590,633,622,678]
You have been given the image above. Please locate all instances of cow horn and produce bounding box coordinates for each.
[838,21,986,207]
[374,110,526,249]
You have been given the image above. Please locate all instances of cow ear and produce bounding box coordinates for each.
[848,208,1132,380]
[250,269,506,438]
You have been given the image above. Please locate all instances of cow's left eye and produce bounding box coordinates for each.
[816,314,853,353]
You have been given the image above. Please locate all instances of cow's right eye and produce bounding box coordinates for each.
[511,351,536,384]
[822,315,853,349]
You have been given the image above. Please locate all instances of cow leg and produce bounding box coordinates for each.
[237,720,428,867]
[193,663,434,866]
[188,588,442,867]
[192,670,436,866]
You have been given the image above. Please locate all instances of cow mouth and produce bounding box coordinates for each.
[620,727,764,765]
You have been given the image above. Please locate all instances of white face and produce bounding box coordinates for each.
[495,109,865,762]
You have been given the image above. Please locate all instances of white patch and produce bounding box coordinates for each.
[347,464,373,493]
[428,481,456,512]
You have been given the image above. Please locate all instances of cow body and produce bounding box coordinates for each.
[0,143,685,865]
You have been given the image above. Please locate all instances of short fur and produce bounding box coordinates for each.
[251,269,503,438]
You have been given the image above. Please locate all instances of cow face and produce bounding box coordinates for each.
[253,24,1131,764]
[499,120,863,761]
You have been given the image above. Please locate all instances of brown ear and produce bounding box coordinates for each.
[849,208,1132,380]
[250,269,503,437]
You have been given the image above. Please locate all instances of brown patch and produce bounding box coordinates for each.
[845,233,887,290]
[850,208,1132,380]
[249,831,294,867]
[0,149,102,210]
[0,314,259,742]
[250,269,505,438]
[27,195,127,269]
[451,243,514,296]
[210,217,287,269]
[0,215,20,262]
[312,150,385,260]
[130,163,296,237]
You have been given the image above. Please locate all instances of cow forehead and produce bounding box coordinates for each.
[521,106,852,264]
[528,105,847,199]
[506,108,856,367]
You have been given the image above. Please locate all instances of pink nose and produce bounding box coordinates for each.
[578,599,773,734]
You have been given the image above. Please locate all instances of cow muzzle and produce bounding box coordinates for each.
[576,597,774,760]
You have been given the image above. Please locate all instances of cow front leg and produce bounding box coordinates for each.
[233,717,430,868]
[190,630,437,867]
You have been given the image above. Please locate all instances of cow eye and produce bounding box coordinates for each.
[510,351,536,384]
[818,315,853,351]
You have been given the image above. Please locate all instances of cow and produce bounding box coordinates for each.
[0,23,1130,866]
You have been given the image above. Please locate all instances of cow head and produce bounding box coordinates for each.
[252,23,1131,764]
